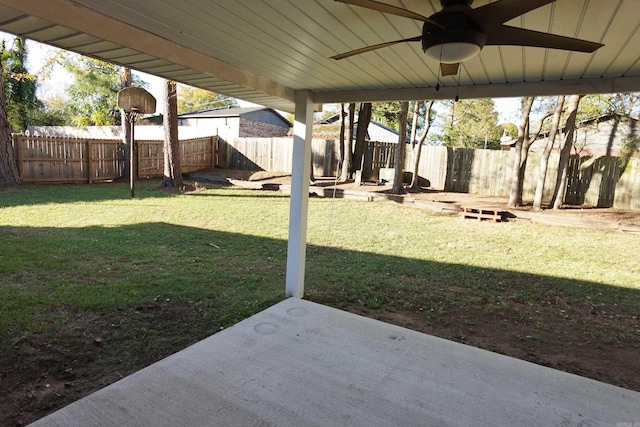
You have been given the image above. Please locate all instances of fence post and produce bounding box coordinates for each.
[87,140,93,184]
[211,136,216,169]
[13,135,22,181]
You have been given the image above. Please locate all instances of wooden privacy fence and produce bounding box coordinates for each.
[12,134,639,210]
[138,136,218,177]
[407,145,640,210]
[220,138,640,210]
[13,135,218,183]
[15,136,123,183]
[218,137,339,177]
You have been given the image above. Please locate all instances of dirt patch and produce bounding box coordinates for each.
[309,294,640,393]
[194,168,291,183]
[200,170,640,226]
[0,304,220,426]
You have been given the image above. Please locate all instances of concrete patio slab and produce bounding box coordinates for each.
[31,298,640,426]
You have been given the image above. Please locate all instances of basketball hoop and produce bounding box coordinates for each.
[117,87,156,198]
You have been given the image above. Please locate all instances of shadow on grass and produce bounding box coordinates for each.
[1,222,639,424]
[0,182,179,208]
[0,182,292,208]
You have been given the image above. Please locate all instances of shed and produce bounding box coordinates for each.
[178,107,291,141]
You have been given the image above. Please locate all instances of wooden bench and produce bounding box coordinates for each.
[460,206,507,222]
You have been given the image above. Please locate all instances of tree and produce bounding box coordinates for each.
[579,92,640,159]
[338,103,346,178]
[409,100,435,189]
[339,103,355,182]
[63,57,122,125]
[550,95,582,209]
[532,96,565,210]
[391,101,409,194]
[177,85,238,114]
[162,79,182,187]
[2,37,42,133]
[352,102,371,174]
[443,99,502,149]
[0,54,20,186]
[62,55,147,126]
[507,97,553,208]
[372,101,402,129]
[121,67,132,179]
[28,94,66,126]
[578,93,640,121]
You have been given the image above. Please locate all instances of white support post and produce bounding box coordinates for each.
[285,90,313,298]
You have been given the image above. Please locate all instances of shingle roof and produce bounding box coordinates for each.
[178,107,266,118]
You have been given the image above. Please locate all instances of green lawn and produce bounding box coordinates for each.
[1,181,639,424]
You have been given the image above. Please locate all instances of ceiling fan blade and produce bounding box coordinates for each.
[469,0,557,30]
[334,0,445,29]
[440,63,460,76]
[486,26,603,53]
[331,36,422,60]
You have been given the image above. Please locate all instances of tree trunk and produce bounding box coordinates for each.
[507,97,534,208]
[339,103,355,182]
[409,101,419,148]
[551,95,582,209]
[507,97,553,208]
[410,100,434,189]
[162,79,182,187]
[120,68,132,179]
[0,58,20,186]
[352,102,371,174]
[533,96,565,210]
[391,101,409,194]
[338,103,346,178]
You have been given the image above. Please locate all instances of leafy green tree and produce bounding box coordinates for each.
[443,99,502,149]
[371,102,402,129]
[63,57,121,126]
[1,37,43,132]
[29,94,67,126]
[177,85,237,114]
[62,55,147,126]
[501,122,518,139]
[579,93,639,121]
[371,101,434,139]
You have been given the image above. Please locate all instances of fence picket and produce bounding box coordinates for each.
[12,134,640,210]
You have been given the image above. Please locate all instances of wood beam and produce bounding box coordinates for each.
[314,76,640,103]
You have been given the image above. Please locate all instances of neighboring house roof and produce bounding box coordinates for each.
[500,114,640,156]
[314,113,407,143]
[178,107,292,128]
[536,113,639,139]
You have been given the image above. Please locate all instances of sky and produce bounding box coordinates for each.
[12,34,522,122]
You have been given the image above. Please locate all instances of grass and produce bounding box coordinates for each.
[1,181,639,424]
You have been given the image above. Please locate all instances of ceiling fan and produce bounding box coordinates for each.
[331,0,604,76]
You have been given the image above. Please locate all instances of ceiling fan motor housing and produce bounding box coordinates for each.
[440,0,474,7]
[421,13,487,63]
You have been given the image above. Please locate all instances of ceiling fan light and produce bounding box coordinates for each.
[424,42,481,63]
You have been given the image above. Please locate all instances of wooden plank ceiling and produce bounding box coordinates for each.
[0,0,638,113]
